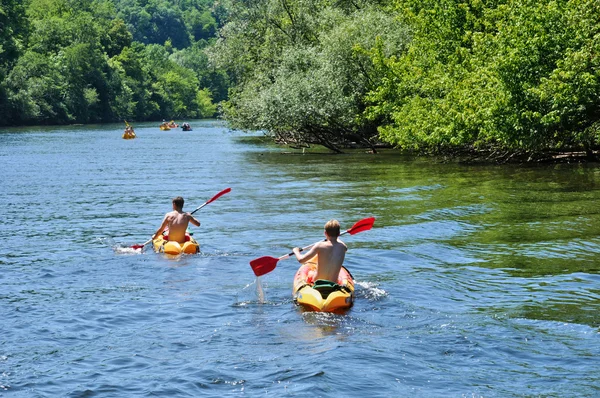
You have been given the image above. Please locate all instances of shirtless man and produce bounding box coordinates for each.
[152,196,200,243]
[292,219,347,282]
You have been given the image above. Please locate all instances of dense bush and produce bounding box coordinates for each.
[211,0,408,152]
[365,0,600,157]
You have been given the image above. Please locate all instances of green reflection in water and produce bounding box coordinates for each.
[242,146,600,326]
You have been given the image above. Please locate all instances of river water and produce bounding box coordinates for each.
[1,121,599,397]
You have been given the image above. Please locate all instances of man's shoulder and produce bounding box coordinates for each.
[335,240,347,250]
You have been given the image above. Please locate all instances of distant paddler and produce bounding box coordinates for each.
[123,121,136,139]
[159,120,171,131]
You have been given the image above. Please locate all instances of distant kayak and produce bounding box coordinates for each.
[292,256,354,312]
[122,130,136,139]
[152,233,199,255]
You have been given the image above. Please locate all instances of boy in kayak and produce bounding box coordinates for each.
[152,196,200,243]
[292,219,347,282]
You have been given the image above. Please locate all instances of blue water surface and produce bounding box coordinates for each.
[1,121,600,397]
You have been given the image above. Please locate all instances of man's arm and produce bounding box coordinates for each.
[152,216,169,240]
[293,243,320,264]
[188,214,201,227]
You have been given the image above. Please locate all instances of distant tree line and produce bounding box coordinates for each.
[0,0,227,126]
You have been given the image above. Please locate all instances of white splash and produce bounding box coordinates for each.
[113,246,143,255]
[356,281,387,300]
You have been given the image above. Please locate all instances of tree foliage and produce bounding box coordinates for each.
[216,0,600,157]
[212,0,408,151]
[365,0,600,156]
[0,0,29,121]
[4,0,600,158]
[0,0,226,126]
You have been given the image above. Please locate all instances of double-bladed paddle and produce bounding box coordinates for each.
[249,216,375,277]
[131,187,232,250]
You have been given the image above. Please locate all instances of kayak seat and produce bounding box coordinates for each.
[312,280,346,299]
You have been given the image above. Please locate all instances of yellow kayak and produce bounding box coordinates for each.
[152,234,199,255]
[122,130,136,139]
[292,256,355,312]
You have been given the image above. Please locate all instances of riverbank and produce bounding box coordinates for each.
[272,137,600,164]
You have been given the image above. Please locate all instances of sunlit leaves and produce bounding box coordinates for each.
[367,0,600,155]
[0,0,223,125]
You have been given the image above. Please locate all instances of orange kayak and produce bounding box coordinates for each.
[292,257,354,312]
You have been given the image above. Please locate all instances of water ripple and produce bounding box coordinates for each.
[2,123,600,397]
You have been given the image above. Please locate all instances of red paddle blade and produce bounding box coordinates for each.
[207,187,231,204]
[131,239,152,250]
[347,217,376,235]
[250,256,279,277]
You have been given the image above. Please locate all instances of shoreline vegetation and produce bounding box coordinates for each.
[1,0,599,163]
[277,140,600,164]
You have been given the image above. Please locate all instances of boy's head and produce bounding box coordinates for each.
[324,219,341,238]
[172,196,184,209]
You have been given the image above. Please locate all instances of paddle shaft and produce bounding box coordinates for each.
[190,187,231,214]
[137,238,152,248]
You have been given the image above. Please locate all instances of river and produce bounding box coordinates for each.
[1,120,599,397]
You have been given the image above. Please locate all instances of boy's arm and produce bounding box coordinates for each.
[152,216,169,240]
[188,213,201,227]
[293,243,319,263]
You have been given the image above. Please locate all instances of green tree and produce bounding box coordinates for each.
[0,0,29,123]
[0,0,28,71]
[171,43,229,102]
[185,8,218,42]
[1,0,226,126]
[108,44,157,120]
[212,0,406,151]
[142,43,217,119]
[103,18,133,57]
[4,51,69,124]
[365,0,600,157]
